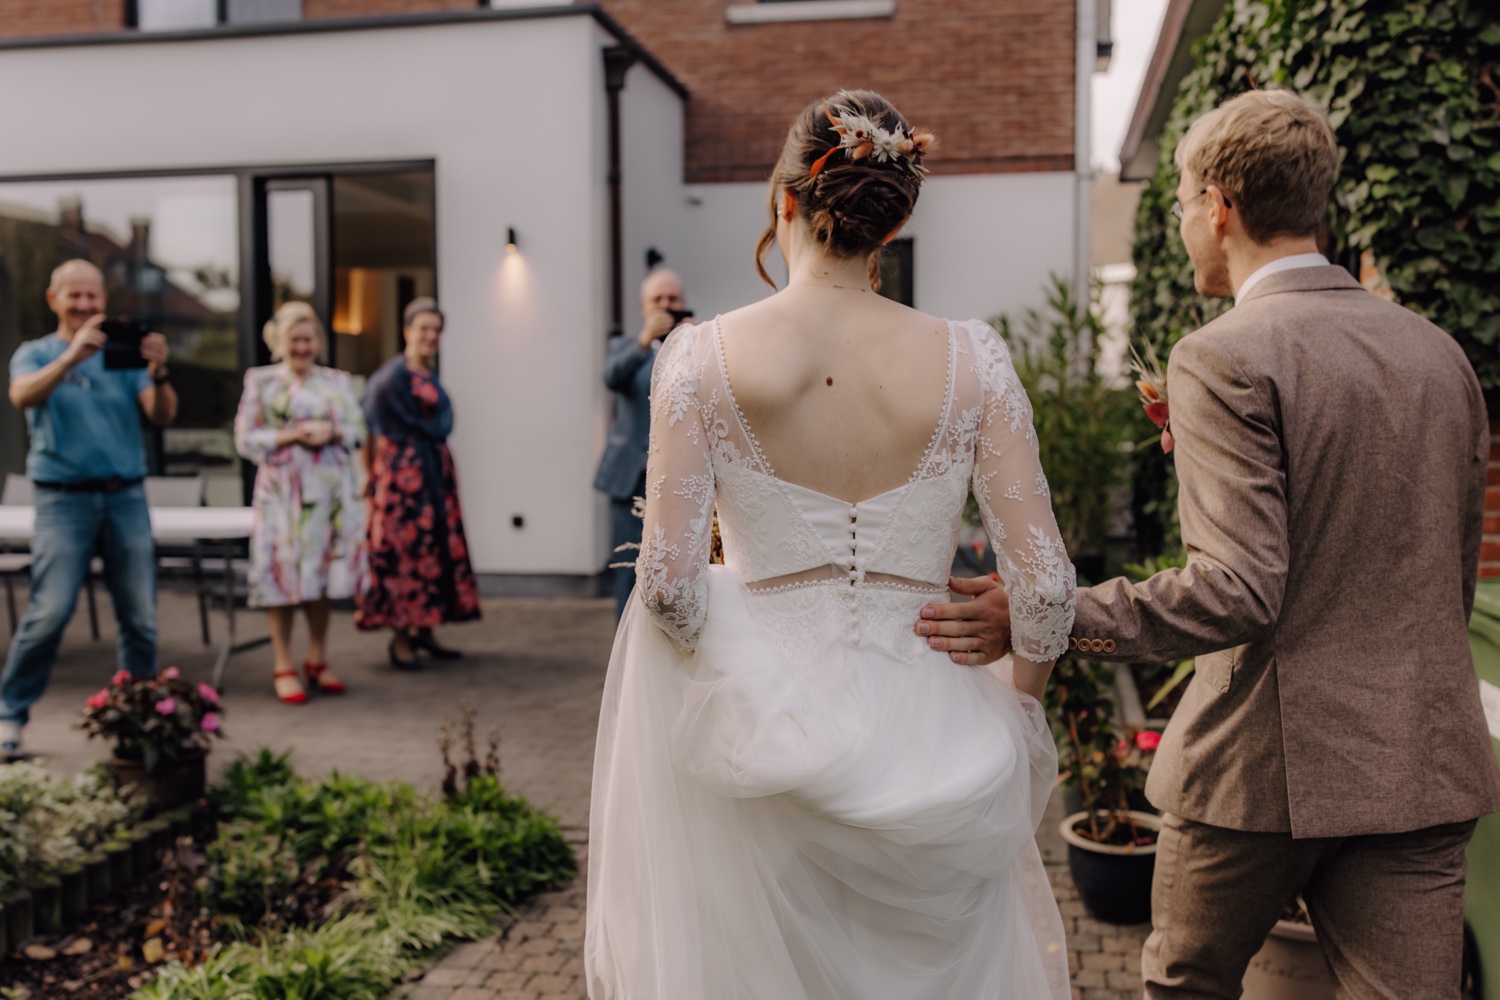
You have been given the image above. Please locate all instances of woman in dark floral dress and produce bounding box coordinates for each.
[355,298,480,668]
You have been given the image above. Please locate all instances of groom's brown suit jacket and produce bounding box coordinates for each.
[1072,265,1500,839]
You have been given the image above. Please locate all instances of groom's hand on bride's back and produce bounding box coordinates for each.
[915,576,1011,666]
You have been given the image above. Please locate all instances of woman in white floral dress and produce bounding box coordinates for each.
[234,302,367,704]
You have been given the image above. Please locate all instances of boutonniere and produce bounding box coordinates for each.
[1129,341,1173,454]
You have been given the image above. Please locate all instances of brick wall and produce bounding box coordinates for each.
[0,0,1077,185]
[0,0,125,37]
[1485,416,1500,580]
[596,0,1077,183]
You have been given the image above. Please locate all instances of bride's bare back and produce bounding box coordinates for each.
[718,286,950,503]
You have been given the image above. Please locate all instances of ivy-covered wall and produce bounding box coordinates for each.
[1130,0,1500,392]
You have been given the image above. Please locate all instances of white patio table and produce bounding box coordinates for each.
[0,505,260,690]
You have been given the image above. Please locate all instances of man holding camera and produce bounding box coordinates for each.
[0,259,176,760]
[595,269,690,620]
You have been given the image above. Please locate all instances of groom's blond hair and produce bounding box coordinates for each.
[1175,89,1338,244]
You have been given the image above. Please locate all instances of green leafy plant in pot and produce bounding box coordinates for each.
[79,667,225,810]
[1051,658,1162,925]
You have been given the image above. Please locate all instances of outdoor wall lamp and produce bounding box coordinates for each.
[506,228,520,255]
[645,247,664,270]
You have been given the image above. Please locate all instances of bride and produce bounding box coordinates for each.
[586,90,1075,999]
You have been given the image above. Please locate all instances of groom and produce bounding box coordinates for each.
[918,89,1500,996]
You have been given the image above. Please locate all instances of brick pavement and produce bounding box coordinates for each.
[394,846,1150,1000]
[21,587,1149,999]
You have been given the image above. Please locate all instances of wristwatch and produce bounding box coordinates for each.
[151,366,170,385]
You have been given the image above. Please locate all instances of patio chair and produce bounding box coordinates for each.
[0,474,31,636]
[144,475,211,646]
[0,473,102,641]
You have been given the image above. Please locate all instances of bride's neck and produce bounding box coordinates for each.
[785,254,872,292]
[781,224,872,292]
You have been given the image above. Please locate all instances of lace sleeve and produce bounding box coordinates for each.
[967,322,1076,661]
[637,326,715,650]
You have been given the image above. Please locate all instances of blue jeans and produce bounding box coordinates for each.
[0,483,157,726]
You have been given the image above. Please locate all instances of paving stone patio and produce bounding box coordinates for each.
[20,585,1150,999]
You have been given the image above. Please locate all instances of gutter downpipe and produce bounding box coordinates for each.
[1075,0,1096,296]
[604,45,637,340]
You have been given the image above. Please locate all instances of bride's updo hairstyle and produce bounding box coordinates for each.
[755,89,936,290]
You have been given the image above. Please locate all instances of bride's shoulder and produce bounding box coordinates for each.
[948,318,1012,358]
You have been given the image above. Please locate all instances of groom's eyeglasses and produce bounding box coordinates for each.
[1171,188,1232,221]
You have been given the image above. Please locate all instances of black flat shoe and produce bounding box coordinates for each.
[388,639,424,672]
[412,630,463,661]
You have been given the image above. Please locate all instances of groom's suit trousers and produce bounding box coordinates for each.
[1142,812,1475,999]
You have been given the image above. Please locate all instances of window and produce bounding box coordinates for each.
[727,1,896,25]
[128,0,301,30]
[132,0,217,31]
[0,175,242,503]
[877,238,914,308]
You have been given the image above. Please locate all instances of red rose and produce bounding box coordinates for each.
[86,689,109,710]
[1144,401,1169,428]
[1135,730,1162,752]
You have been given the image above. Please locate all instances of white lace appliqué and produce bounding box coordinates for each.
[636,319,1075,664]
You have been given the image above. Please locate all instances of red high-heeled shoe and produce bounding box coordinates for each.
[274,669,307,705]
[303,661,346,695]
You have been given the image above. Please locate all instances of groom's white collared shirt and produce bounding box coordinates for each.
[1235,252,1329,303]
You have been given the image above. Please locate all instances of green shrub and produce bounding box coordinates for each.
[143,749,576,1000]
[992,276,1137,579]
[0,761,144,893]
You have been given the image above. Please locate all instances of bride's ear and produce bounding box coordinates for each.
[782,190,797,222]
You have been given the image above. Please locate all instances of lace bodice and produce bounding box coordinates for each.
[637,317,1075,662]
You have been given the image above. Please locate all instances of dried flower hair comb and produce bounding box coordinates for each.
[809,97,936,178]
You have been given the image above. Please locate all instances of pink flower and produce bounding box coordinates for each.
[1135,730,1162,752]
[86,689,109,710]
[162,666,180,681]
[112,670,131,686]
[198,682,219,704]
[201,712,220,733]
[154,698,177,715]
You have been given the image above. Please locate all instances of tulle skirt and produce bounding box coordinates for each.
[586,567,1069,999]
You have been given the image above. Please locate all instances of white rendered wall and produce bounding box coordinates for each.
[679,173,1078,326]
[0,17,685,578]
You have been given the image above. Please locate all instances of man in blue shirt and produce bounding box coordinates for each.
[0,259,176,759]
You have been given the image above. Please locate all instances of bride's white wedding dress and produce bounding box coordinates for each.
[586,317,1076,999]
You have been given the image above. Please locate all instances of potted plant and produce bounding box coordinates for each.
[1050,656,1161,924]
[79,667,226,809]
[1242,899,1335,999]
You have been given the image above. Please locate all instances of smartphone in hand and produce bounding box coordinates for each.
[99,318,152,370]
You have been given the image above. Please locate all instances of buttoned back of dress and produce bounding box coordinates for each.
[635,317,1076,667]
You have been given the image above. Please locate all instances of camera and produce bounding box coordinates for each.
[668,308,695,326]
[98,318,152,370]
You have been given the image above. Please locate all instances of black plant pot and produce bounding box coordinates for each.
[1059,810,1160,925]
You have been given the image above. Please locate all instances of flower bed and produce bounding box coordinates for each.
[3,750,573,999]
[137,747,576,999]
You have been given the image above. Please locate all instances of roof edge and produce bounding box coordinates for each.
[1117,0,1226,182]
[0,4,688,99]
